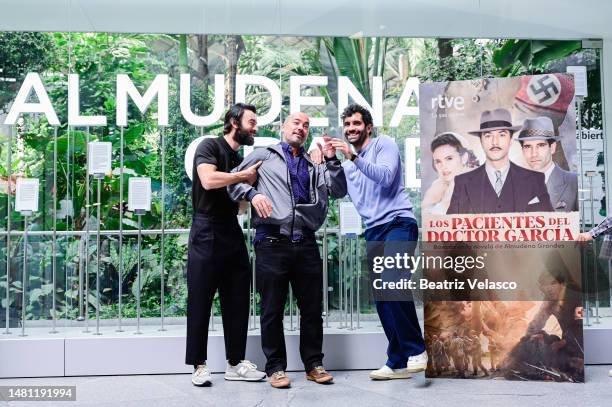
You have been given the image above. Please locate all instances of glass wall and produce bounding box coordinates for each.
[0,33,606,333]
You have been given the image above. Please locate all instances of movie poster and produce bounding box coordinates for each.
[419,74,584,382]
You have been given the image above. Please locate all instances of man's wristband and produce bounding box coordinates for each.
[324,155,339,163]
[350,153,358,162]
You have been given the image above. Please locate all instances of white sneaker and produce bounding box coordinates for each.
[407,351,428,373]
[369,365,411,380]
[224,360,266,381]
[192,364,212,387]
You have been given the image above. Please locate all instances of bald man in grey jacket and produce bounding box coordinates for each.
[228,112,346,388]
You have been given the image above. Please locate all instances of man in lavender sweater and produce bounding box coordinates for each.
[328,104,427,380]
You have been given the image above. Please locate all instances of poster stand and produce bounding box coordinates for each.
[586,170,601,324]
[87,141,112,335]
[134,209,145,335]
[50,127,59,334]
[3,126,12,336]
[79,128,90,327]
[339,202,362,330]
[18,210,32,337]
[159,127,167,332]
[93,172,105,336]
[117,127,125,332]
[15,177,39,337]
[128,177,152,335]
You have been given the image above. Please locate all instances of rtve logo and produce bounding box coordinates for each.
[430,95,465,110]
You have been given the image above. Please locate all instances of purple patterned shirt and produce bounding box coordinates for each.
[281,142,310,204]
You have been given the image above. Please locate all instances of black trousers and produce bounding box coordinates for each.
[255,237,324,375]
[185,214,251,366]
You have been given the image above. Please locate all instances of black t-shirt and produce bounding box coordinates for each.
[192,136,242,216]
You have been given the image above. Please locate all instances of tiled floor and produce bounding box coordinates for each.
[1,365,611,407]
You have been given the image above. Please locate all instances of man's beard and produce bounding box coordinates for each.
[234,127,255,146]
[345,128,368,148]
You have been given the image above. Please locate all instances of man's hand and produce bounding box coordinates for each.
[329,139,352,160]
[240,161,262,185]
[309,145,323,165]
[322,134,337,159]
[577,232,593,243]
[574,306,583,320]
[251,194,273,218]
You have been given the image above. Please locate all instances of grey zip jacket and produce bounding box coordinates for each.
[227,143,347,235]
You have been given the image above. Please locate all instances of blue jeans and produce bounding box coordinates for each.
[364,216,426,369]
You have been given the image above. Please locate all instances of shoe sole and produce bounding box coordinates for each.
[224,375,266,382]
[306,376,334,384]
[269,382,291,388]
[192,380,212,387]
[407,366,426,373]
[369,373,411,380]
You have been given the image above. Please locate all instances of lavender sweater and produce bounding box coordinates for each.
[341,135,415,229]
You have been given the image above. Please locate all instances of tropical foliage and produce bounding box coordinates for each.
[0,33,601,325]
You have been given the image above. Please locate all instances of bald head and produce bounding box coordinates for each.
[282,112,310,147]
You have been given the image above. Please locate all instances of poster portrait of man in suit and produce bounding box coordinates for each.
[517,116,578,212]
[446,108,554,214]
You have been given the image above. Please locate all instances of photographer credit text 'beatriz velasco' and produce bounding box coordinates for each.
[370,251,518,293]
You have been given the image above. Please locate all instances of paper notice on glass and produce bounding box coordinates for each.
[567,66,588,97]
[339,201,362,235]
[88,142,112,175]
[15,178,39,213]
[128,177,152,212]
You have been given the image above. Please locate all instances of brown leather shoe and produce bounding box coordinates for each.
[306,366,334,384]
[268,371,291,388]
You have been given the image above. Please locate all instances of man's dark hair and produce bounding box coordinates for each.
[223,103,257,135]
[519,139,556,147]
[341,103,373,128]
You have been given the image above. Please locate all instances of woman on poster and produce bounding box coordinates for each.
[422,132,479,215]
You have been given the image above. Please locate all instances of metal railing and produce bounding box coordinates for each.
[1,222,372,336]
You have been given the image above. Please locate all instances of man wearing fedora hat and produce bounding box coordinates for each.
[447,108,554,214]
[518,116,578,212]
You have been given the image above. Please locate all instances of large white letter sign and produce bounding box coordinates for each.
[68,74,107,126]
[180,74,225,126]
[4,73,60,125]
[289,76,329,127]
[337,76,383,127]
[184,135,216,181]
[389,77,420,128]
[404,138,420,188]
[235,75,281,126]
[116,74,169,126]
[243,136,279,158]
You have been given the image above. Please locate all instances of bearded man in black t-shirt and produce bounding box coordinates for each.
[186,103,266,386]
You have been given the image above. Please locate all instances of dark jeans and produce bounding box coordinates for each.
[364,216,426,369]
[185,214,251,366]
[255,237,324,375]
